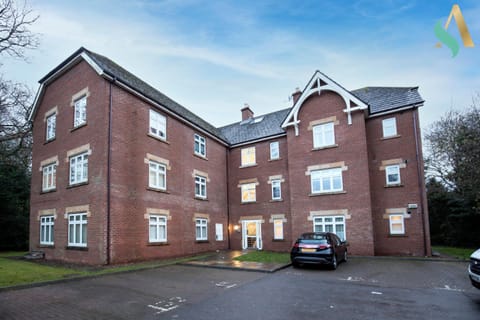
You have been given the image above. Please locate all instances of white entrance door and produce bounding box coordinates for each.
[242,220,262,250]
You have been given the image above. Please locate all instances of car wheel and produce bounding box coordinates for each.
[292,261,300,268]
[343,251,348,263]
[331,255,337,270]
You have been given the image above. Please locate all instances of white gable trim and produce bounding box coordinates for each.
[281,71,368,135]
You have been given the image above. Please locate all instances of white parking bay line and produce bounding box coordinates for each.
[371,291,383,295]
[216,281,238,289]
[148,297,187,314]
[434,285,464,292]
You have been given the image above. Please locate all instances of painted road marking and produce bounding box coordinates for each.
[216,281,238,289]
[148,297,186,314]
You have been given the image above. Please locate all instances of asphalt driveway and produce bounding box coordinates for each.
[0,257,479,319]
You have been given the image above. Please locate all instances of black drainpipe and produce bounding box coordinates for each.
[226,147,231,249]
[106,78,114,265]
[413,109,428,256]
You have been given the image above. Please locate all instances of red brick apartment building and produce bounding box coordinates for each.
[29,48,431,264]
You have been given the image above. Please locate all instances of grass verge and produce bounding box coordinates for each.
[0,252,211,289]
[233,251,290,264]
[432,246,476,260]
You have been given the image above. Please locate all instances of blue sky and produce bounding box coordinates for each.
[3,0,480,130]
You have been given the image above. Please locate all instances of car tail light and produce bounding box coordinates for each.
[318,244,331,250]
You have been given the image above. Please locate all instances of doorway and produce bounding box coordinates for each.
[242,220,262,250]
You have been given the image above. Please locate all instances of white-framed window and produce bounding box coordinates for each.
[69,152,88,185]
[382,117,397,138]
[271,180,281,200]
[311,168,343,194]
[313,216,346,241]
[386,165,401,185]
[149,109,167,139]
[241,147,256,166]
[46,113,56,140]
[389,214,405,235]
[149,215,167,243]
[40,215,54,245]
[149,161,166,190]
[270,141,279,160]
[73,96,87,127]
[273,219,284,240]
[241,183,256,203]
[195,175,207,198]
[196,218,208,241]
[42,163,57,191]
[194,134,206,157]
[313,122,335,148]
[68,213,87,247]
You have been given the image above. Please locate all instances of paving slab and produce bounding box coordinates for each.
[180,250,291,273]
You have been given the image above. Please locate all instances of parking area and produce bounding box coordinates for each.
[0,257,479,319]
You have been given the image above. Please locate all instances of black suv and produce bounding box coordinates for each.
[290,232,348,269]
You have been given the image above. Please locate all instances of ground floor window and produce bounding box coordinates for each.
[313,216,345,240]
[40,215,54,245]
[389,214,405,235]
[196,218,208,240]
[273,219,284,240]
[149,215,167,243]
[68,213,87,247]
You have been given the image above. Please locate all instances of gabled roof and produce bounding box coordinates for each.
[351,87,424,115]
[219,108,290,146]
[31,47,228,144]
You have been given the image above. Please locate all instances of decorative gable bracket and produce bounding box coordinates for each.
[281,71,368,135]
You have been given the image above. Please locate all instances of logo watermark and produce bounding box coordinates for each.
[434,4,474,57]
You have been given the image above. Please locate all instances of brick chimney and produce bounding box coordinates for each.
[292,87,302,105]
[241,103,254,121]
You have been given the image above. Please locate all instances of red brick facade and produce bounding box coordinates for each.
[29,49,431,265]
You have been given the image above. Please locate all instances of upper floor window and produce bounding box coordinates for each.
[313,122,335,148]
[194,134,206,157]
[241,183,256,203]
[69,152,88,185]
[42,163,57,191]
[68,213,87,247]
[195,218,208,241]
[382,117,397,138]
[46,113,56,141]
[149,160,166,190]
[149,215,167,243]
[195,175,207,199]
[241,147,256,166]
[311,168,343,194]
[270,142,279,160]
[149,109,167,139]
[385,165,401,186]
[271,180,282,200]
[389,214,405,235]
[40,215,54,245]
[73,96,87,127]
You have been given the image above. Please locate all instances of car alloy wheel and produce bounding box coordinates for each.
[331,255,337,270]
[343,251,348,262]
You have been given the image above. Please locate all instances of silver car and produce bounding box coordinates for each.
[469,248,480,289]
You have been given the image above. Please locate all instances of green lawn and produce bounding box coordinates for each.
[233,251,290,264]
[0,252,211,288]
[432,246,476,260]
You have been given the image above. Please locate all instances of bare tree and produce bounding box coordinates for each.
[0,0,39,60]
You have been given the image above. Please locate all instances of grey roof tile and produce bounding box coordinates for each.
[219,108,290,145]
[351,87,424,115]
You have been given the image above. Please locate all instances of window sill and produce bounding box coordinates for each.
[147,187,169,194]
[195,196,208,201]
[381,134,401,141]
[272,239,285,242]
[312,144,338,151]
[39,244,55,248]
[195,240,209,243]
[268,158,282,162]
[384,184,403,188]
[147,242,169,246]
[239,164,258,168]
[241,201,257,205]
[67,181,89,189]
[388,234,407,238]
[269,199,283,202]
[40,188,57,194]
[44,138,56,145]
[71,123,87,132]
[66,246,88,251]
[309,191,346,197]
[193,153,208,160]
[147,133,170,144]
